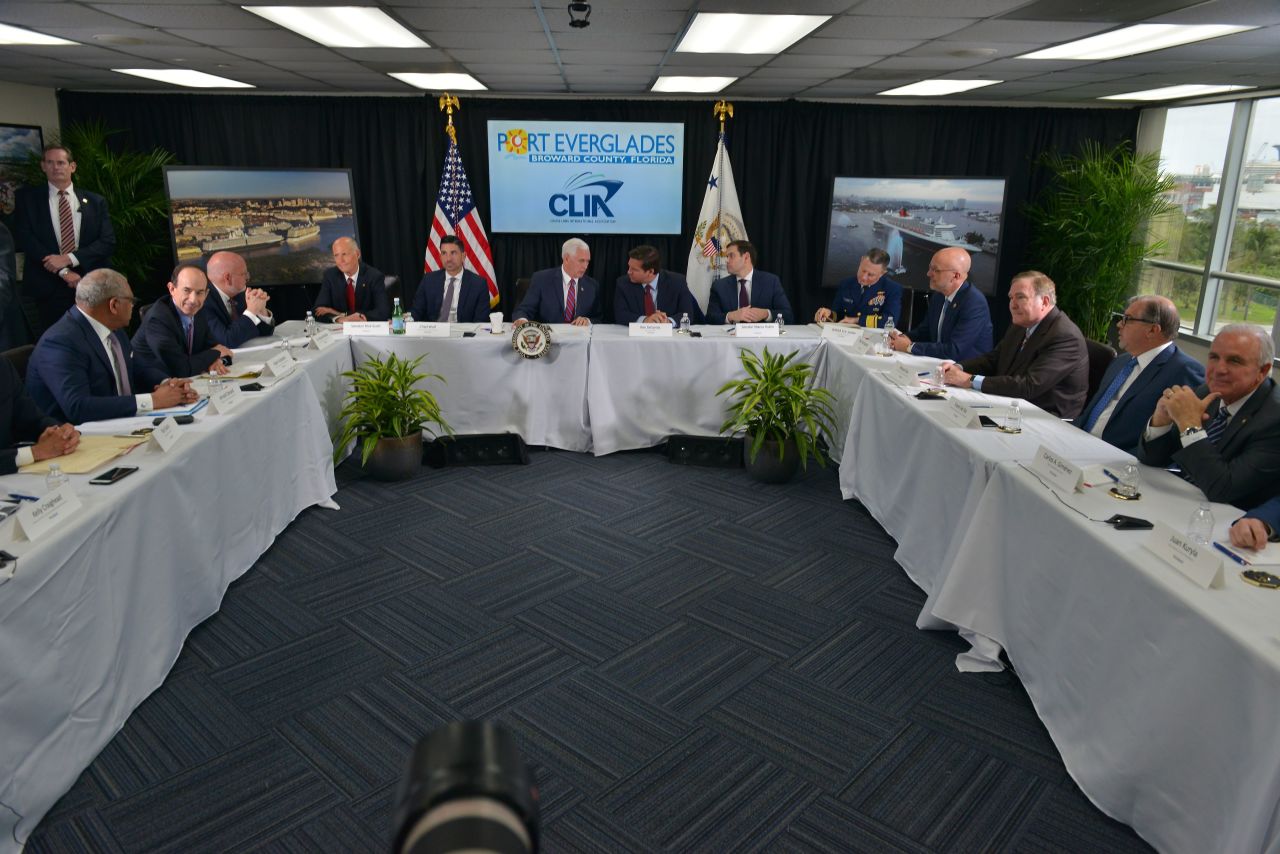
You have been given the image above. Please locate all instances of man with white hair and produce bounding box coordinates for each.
[514,237,601,327]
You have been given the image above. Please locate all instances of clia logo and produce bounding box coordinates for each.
[549,172,622,218]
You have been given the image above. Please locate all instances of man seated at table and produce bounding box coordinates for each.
[614,244,701,326]
[413,235,491,323]
[888,246,992,360]
[1074,295,1203,453]
[0,357,78,474]
[514,237,601,327]
[314,236,389,323]
[814,248,901,328]
[706,240,793,325]
[202,250,273,347]
[27,269,197,423]
[939,271,1088,418]
[1229,499,1280,550]
[1138,323,1280,509]
[133,264,232,378]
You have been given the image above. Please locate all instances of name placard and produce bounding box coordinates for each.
[821,324,864,344]
[406,321,451,338]
[308,329,336,350]
[149,417,183,452]
[936,396,979,429]
[883,361,919,388]
[263,352,295,379]
[849,336,876,356]
[735,323,779,339]
[208,382,242,415]
[1031,445,1083,493]
[629,322,673,337]
[342,321,390,337]
[1143,521,1225,589]
[13,485,82,542]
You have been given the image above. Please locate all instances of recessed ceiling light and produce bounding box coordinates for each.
[1019,24,1255,61]
[878,79,1002,96]
[1099,83,1254,101]
[652,76,737,93]
[389,73,485,91]
[242,6,428,48]
[675,13,829,54]
[0,23,76,46]
[113,68,254,88]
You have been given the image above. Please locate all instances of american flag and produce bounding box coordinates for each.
[425,137,498,307]
[701,235,721,258]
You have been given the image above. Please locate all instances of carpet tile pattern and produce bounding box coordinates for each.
[27,449,1153,852]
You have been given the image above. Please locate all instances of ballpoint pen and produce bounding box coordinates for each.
[1213,541,1251,566]
[8,492,39,502]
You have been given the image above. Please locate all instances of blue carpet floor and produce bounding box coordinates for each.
[28,449,1152,852]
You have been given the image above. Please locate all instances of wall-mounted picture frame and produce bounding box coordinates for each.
[0,122,44,216]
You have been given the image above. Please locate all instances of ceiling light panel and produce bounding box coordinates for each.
[113,68,255,88]
[242,7,429,48]
[675,13,829,54]
[1099,83,1254,101]
[389,72,486,90]
[652,76,737,93]
[878,79,1003,96]
[0,23,77,46]
[1019,24,1256,61]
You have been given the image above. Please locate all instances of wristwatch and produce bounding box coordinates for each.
[58,267,70,278]
[1181,425,1204,438]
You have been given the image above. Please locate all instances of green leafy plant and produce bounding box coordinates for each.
[716,346,837,469]
[1025,140,1177,342]
[333,353,452,465]
[15,120,176,294]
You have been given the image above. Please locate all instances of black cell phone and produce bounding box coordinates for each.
[90,466,139,485]
[1105,514,1154,530]
[153,414,195,425]
[690,331,703,338]
[979,415,999,427]
[462,331,477,338]
[240,382,265,392]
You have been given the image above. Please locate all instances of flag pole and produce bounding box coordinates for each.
[438,93,460,145]
[712,100,732,239]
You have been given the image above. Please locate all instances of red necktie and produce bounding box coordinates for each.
[57,190,75,254]
[644,284,655,316]
[738,278,748,309]
[565,279,577,322]
[346,276,356,313]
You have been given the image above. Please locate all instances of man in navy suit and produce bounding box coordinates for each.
[0,358,78,475]
[888,246,992,361]
[814,247,902,328]
[26,269,196,424]
[412,235,491,323]
[1074,295,1203,453]
[201,250,274,348]
[613,245,701,325]
[11,145,117,331]
[314,237,389,323]
[133,264,233,378]
[514,238,601,327]
[705,240,793,325]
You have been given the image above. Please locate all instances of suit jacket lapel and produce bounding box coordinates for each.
[1222,378,1272,448]
[71,310,114,378]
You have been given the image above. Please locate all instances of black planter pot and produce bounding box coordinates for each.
[743,436,800,484]
[363,434,423,481]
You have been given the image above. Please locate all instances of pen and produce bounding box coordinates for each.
[1101,468,1121,483]
[917,371,931,377]
[8,492,39,502]
[1213,541,1251,566]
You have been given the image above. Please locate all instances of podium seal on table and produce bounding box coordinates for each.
[512,321,552,359]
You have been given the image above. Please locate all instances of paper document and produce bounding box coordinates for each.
[19,434,147,474]
[150,397,210,418]
[1215,539,1280,567]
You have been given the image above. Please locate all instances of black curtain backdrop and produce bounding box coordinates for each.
[58,91,1137,332]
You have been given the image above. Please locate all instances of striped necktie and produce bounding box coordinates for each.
[565,279,577,322]
[57,190,76,254]
[1205,405,1230,445]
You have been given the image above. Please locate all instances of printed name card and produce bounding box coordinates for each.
[849,336,876,356]
[149,417,184,452]
[735,323,779,338]
[1031,445,1084,493]
[308,329,336,350]
[629,322,673,337]
[13,485,82,542]
[936,397,979,429]
[883,361,920,388]
[821,324,864,344]
[406,321,451,337]
[342,321,390,337]
[1143,521,1224,589]
[208,382,242,415]
[263,352,295,379]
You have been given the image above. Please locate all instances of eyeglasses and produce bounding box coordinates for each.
[1112,311,1157,328]
[927,266,960,274]
[113,295,142,309]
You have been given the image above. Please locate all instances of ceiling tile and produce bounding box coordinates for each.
[819,16,975,39]
[166,29,317,49]
[394,7,544,31]
[944,20,1115,42]
[788,37,925,54]
[82,4,271,28]
[849,0,1032,16]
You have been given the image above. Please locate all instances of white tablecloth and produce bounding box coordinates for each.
[0,364,337,850]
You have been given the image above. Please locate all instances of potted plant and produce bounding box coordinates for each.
[716,347,837,483]
[333,352,452,480]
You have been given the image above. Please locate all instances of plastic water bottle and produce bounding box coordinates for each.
[45,463,69,492]
[304,310,317,338]
[391,297,406,335]
[776,313,785,334]
[281,335,295,361]
[679,312,691,335]
[883,315,896,338]
[1004,401,1022,433]
[1187,502,1215,545]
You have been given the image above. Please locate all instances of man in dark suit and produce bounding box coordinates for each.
[314,236,389,323]
[942,271,1088,418]
[11,145,116,331]
[1139,324,1280,509]
[514,237,601,326]
[1074,295,1203,453]
[26,269,197,424]
[613,244,701,325]
[1230,498,1280,550]
[814,247,902,328]
[889,246,992,360]
[202,250,274,348]
[133,264,232,378]
[706,240,793,325]
[0,358,78,475]
[412,234,491,323]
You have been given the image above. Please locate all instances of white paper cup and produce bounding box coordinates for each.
[489,312,504,334]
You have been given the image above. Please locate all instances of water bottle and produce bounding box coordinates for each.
[776,313,785,335]
[1187,502,1214,545]
[882,315,896,338]
[679,312,691,335]
[304,310,317,338]
[391,297,406,335]
[281,335,295,361]
[45,463,70,492]
[1003,401,1022,433]
[1118,462,1141,499]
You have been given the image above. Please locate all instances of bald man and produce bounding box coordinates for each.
[888,246,992,361]
[201,250,273,348]
[314,236,389,323]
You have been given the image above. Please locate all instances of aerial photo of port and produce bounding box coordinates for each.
[822,177,1006,294]
[165,169,355,286]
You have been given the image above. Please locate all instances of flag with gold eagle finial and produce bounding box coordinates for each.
[425,136,498,307]
[685,130,746,312]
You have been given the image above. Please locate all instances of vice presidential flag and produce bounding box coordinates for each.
[686,132,747,312]
[426,138,498,307]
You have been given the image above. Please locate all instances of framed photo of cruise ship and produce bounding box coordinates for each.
[163,167,357,286]
[821,176,1008,295]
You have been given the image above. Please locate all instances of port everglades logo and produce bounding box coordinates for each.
[503,128,528,155]
[550,172,623,219]
[692,211,746,273]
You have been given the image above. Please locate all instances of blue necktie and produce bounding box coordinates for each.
[1082,356,1137,432]
[1205,405,1230,446]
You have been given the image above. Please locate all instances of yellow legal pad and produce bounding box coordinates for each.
[19,435,148,475]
